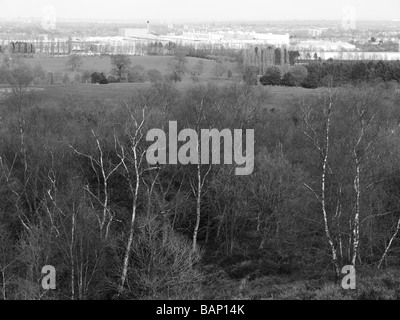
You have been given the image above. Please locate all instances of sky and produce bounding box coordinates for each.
[0,0,399,22]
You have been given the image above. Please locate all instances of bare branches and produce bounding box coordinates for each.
[378,215,400,269]
[69,130,122,240]
[0,155,31,231]
[115,103,148,295]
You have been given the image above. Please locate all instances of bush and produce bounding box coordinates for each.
[107,75,117,83]
[167,71,182,83]
[123,215,204,299]
[127,65,147,83]
[53,71,63,84]
[242,65,258,85]
[260,66,281,86]
[313,284,352,300]
[74,73,81,83]
[290,65,308,86]
[91,72,108,84]
[357,269,400,300]
[301,73,319,89]
[81,70,92,83]
[62,73,70,85]
[147,69,164,84]
[32,63,46,84]
[281,72,296,87]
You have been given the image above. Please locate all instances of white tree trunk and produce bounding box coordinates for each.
[378,216,400,269]
[322,100,340,278]
[119,145,140,294]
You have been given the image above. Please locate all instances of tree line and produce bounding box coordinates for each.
[259,60,400,89]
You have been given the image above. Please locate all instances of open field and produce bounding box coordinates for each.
[8,83,317,108]
[3,52,318,107]
[22,55,238,82]
[14,55,317,107]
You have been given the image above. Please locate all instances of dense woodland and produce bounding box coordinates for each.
[1,55,400,300]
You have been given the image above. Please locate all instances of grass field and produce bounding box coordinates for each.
[27,82,317,108]
[13,55,319,108]
[22,55,237,82]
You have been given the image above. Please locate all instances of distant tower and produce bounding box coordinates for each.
[147,21,150,34]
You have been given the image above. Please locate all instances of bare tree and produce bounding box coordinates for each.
[70,131,122,240]
[297,89,341,278]
[115,103,148,295]
[190,60,204,82]
[66,54,83,72]
[378,217,400,269]
[111,54,132,82]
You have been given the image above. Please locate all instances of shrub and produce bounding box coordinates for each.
[62,73,70,85]
[357,270,400,300]
[260,66,281,86]
[53,71,63,84]
[147,69,164,84]
[74,73,81,83]
[301,73,319,89]
[81,70,92,83]
[107,75,117,83]
[281,72,296,87]
[290,65,308,85]
[127,65,147,83]
[314,284,352,300]
[123,215,204,299]
[167,71,182,83]
[91,72,108,84]
[242,65,258,85]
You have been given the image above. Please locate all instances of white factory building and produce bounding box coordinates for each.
[118,26,290,49]
[293,40,357,51]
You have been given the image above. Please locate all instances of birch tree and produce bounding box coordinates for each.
[296,89,341,278]
[115,104,149,295]
[70,131,122,240]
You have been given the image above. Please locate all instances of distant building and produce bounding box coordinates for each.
[308,29,324,37]
[295,40,356,51]
[302,51,400,61]
[176,31,290,48]
[119,28,149,37]
[254,33,290,46]
[9,41,35,54]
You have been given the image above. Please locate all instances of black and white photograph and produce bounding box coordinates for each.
[0,0,400,305]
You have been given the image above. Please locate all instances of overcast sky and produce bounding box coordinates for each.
[0,0,399,21]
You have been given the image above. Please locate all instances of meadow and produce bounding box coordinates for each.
[9,54,317,109]
[32,82,316,109]
[22,55,235,81]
